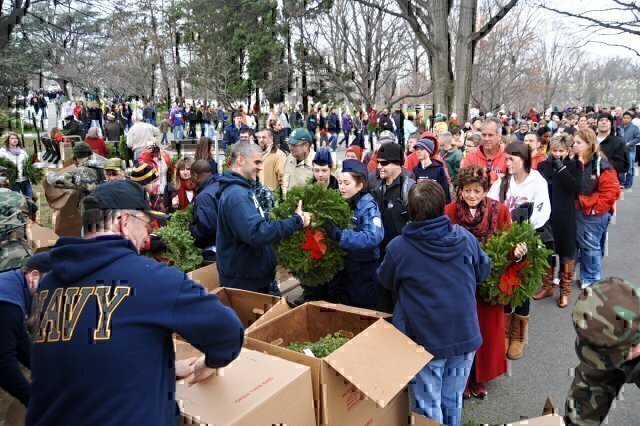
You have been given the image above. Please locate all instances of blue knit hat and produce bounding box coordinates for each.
[312,148,333,167]
[341,159,368,182]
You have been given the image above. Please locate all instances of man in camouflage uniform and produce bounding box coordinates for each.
[45,141,106,195]
[0,172,37,271]
[565,277,640,425]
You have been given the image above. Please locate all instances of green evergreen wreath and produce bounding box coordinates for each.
[156,206,203,272]
[0,158,18,185]
[270,182,353,286]
[166,155,181,184]
[480,221,553,308]
[24,153,44,185]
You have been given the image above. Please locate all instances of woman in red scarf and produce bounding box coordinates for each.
[444,165,521,400]
[166,157,196,212]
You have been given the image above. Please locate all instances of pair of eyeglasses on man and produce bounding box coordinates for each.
[118,214,153,232]
[378,160,391,167]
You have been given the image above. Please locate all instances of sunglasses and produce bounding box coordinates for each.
[378,160,391,167]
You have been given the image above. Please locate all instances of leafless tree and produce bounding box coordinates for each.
[299,0,430,108]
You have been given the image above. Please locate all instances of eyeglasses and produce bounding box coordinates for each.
[378,160,390,167]
[128,214,153,232]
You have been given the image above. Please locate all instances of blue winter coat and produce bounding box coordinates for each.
[221,123,249,150]
[332,193,384,307]
[377,215,490,359]
[215,172,303,291]
[617,122,640,151]
[27,235,244,426]
[0,269,30,316]
[189,174,219,249]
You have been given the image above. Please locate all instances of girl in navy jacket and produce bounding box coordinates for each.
[328,159,384,308]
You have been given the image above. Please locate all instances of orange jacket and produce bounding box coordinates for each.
[460,146,507,185]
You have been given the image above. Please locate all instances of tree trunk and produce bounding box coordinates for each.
[453,0,476,120]
[149,5,171,104]
[429,0,452,115]
[175,31,183,98]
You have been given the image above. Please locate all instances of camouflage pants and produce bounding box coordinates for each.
[565,361,640,425]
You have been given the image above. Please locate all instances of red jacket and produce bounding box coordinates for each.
[460,146,507,185]
[531,152,547,171]
[578,168,620,216]
[85,137,108,157]
[138,150,171,173]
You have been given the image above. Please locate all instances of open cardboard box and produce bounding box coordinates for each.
[211,287,290,332]
[174,340,316,425]
[509,397,564,425]
[187,262,220,292]
[26,220,59,253]
[245,301,433,425]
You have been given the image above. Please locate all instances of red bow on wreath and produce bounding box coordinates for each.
[499,255,528,296]
[301,228,327,260]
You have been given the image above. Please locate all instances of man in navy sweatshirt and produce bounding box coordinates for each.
[27,179,244,426]
[216,141,312,295]
[0,253,51,408]
[377,180,491,426]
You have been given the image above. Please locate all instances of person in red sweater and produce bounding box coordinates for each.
[572,128,620,289]
[460,118,507,185]
[84,127,108,157]
[524,132,547,170]
[138,141,172,196]
[445,165,527,400]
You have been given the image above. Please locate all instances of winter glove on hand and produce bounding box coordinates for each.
[324,220,342,241]
[552,157,564,172]
[148,235,167,253]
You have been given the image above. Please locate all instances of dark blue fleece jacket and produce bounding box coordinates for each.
[377,215,491,359]
[27,235,244,426]
[0,269,30,315]
[216,172,303,291]
[189,174,219,248]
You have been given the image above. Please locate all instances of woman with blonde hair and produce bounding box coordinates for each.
[571,128,620,289]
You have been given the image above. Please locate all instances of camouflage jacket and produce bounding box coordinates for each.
[0,188,35,271]
[252,180,275,219]
[565,278,640,425]
[46,154,107,194]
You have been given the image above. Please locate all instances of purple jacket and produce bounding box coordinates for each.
[341,115,353,132]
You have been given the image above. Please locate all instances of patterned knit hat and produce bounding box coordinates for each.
[130,162,158,186]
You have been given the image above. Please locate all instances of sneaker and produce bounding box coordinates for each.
[470,383,488,399]
[573,279,583,289]
[580,281,593,290]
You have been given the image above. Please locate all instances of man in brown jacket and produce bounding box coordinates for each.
[257,128,286,195]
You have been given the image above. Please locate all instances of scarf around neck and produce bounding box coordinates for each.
[454,196,501,244]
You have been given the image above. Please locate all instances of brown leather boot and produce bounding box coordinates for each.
[533,268,554,300]
[504,311,513,354]
[507,314,529,360]
[558,260,574,308]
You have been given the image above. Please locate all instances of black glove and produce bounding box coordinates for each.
[148,235,167,253]
[552,157,564,172]
[323,220,342,241]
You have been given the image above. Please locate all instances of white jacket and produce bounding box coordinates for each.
[0,147,29,181]
[487,169,551,230]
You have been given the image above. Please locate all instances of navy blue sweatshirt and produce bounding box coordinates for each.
[216,172,302,291]
[0,269,32,406]
[377,215,490,358]
[27,236,244,425]
[189,174,219,248]
[412,159,451,203]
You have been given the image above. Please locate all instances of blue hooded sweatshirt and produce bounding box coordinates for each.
[27,235,244,426]
[377,215,491,359]
[216,171,303,291]
[0,269,30,316]
[189,174,219,249]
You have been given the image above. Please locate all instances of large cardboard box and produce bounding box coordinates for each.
[42,164,82,237]
[26,221,59,253]
[187,263,220,292]
[245,302,433,425]
[174,341,316,426]
[211,287,290,332]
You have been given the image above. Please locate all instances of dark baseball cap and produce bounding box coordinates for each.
[89,180,167,219]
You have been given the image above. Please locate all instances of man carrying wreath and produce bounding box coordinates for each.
[216,142,312,295]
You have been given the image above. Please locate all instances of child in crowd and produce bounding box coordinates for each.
[412,138,451,203]
[377,180,491,426]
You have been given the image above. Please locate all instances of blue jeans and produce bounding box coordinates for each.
[173,125,184,141]
[161,133,168,145]
[329,131,338,151]
[12,181,33,198]
[624,149,635,188]
[411,351,475,426]
[575,211,610,286]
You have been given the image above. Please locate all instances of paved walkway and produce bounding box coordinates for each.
[462,185,640,424]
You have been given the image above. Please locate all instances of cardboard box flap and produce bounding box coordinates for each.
[325,319,432,408]
[307,301,391,319]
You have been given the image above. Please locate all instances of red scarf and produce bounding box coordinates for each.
[177,179,196,210]
[454,197,501,244]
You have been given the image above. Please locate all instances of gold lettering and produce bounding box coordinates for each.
[94,286,130,340]
[62,287,95,341]
[34,288,63,342]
